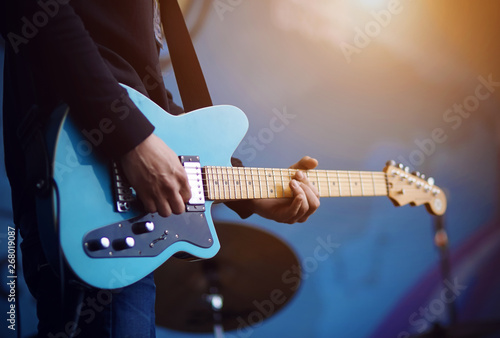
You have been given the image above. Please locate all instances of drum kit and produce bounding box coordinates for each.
[154,222,301,336]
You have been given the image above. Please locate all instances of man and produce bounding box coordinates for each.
[1,0,320,336]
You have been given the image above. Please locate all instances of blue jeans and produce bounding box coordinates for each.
[21,213,156,338]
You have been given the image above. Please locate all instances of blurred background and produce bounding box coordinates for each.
[1,0,499,337]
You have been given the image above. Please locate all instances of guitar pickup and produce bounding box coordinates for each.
[180,156,206,212]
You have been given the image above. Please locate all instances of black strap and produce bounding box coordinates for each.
[160,0,213,112]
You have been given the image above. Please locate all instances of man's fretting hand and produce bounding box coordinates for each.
[248,156,320,224]
[120,133,191,217]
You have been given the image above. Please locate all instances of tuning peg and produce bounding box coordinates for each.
[386,160,396,166]
[412,171,421,177]
[427,177,435,186]
[404,166,410,173]
[420,174,425,179]
[398,163,404,169]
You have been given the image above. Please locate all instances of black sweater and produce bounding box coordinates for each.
[1,0,185,156]
[1,0,182,225]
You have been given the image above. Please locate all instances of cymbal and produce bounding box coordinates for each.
[155,222,301,333]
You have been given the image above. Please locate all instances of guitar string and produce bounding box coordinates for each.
[201,169,436,198]
[202,166,391,199]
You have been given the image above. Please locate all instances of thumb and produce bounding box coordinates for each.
[289,156,318,170]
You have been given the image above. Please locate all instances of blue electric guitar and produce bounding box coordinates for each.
[37,84,447,289]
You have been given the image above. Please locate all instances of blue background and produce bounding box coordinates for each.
[1,1,499,337]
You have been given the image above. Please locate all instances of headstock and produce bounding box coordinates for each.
[383,160,447,216]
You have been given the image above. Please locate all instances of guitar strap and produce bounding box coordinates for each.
[159,0,213,112]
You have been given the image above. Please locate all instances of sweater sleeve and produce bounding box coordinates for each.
[8,1,154,157]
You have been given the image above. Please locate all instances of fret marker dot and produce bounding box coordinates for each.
[270,189,274,193]
[248,181,252,185]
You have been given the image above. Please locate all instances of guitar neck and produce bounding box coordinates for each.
[204,166,388,201]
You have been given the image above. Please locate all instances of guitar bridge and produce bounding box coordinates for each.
[111,161,136,212]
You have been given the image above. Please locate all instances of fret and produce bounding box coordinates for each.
[268,168,275,198]
[231,167,236,199]
[230,167,236,199]
[212,167,217,199]
[371,172,376,196]
[219,167,224,199]
[250,167,257,198]
[225,167,230,200]
[326,171,332,197]
[210,168,220,199]
[374,172,388,196]
[265,168,271,198]
[362,172,375,196]
[285,169,290,197]
[223,166,229,200]
[259,168,267,198]
[359,171,364,196]
[249,167,256,199]
[247,168,253,198]
[321,170,330,197]
[349,171,362,196]
[230,167,237,199]
[278,168,285,198]
[347,171,352,196]
[283,168,293,198]
[241,167,248,199]
[264,168,271,198]
[210,167,216,200]
[216,166,222,200]
[269,168,275,197]
[237,167,243,199]
[204,167,211,199]
[315,170,326,198]
[336,171,342,196]
[315,170,321,196]
[330,171,339,197]
[223,167,229,200]
[276,169,281,197]
[222,167,231,199]
[255,168,263,199]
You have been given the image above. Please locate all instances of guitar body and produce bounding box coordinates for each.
[37,84,249,289]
